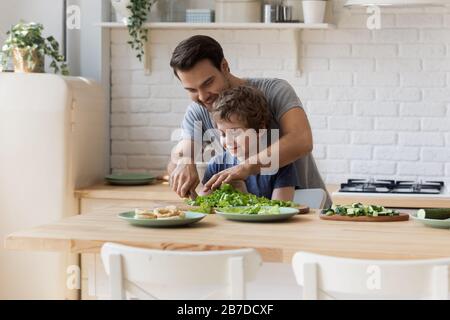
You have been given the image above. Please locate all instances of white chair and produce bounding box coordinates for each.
[292,251,450,300]
[294,188,327,209]
[100,242,262,300]
[246,262,301,300]
[245,189,328,299]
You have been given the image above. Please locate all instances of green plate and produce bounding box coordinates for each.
[215,206,299,222]
[410,212,450,229]
[118,211,206,227]
[105,173,154,181]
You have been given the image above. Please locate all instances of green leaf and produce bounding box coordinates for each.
[123,0,152,62]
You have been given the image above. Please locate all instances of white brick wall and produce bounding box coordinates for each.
[110,1,450,185]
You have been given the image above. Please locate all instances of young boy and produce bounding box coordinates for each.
[201,86,298,201]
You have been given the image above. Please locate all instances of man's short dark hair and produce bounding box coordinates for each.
[170,35,224,77]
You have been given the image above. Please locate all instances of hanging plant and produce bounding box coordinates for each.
[1,21,69,74]
[126,0,157,62]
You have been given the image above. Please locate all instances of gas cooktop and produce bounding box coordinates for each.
[338,179,445,195]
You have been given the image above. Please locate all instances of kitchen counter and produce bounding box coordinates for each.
[75,181,181,202]
[331,190,450,209]
[75,182,450,209]
[75,181,339,202]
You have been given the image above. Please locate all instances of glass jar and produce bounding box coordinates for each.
[161,0,187,22]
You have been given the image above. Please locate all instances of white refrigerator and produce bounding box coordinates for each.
[0,73,108,299]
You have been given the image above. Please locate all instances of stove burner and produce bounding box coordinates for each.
[339,179,444,195]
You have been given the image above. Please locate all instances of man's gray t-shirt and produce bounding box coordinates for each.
[181,78,332,207]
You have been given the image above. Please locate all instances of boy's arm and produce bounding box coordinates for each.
[199,161,217,196]
[272,186,295,201]
[230,180,248,194]
[270,163,298,201]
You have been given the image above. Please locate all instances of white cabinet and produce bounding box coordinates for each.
[0,73,107,299]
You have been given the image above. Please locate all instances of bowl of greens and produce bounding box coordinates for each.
[186,183,299,214]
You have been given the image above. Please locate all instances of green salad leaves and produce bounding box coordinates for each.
[187,183,297,213]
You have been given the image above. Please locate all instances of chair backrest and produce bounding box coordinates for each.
[292,251,450,300]
[294,188,327,209]
[101,242,262,300]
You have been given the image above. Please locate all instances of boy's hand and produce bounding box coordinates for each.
[203,163,258,192]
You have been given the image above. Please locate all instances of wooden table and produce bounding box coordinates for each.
[5,200,450,262]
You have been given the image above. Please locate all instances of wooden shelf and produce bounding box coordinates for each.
[98,22,335,75]
[97,22,336,30]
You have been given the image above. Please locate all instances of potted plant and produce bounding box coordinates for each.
[1,21,68,75]
[111,0,157,62]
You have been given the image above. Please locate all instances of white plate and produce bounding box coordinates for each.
[410,212,450,229]
[118,211,206,227]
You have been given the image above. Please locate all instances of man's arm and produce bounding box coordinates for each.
[203,107,312,191]
[257,107,313,168]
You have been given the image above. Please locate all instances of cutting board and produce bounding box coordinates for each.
[319,212,409,222]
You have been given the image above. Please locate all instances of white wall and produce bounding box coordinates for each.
[0,0,64,44]
[109,0,450,185]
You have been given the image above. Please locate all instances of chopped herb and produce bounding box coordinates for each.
[324,203,399,217]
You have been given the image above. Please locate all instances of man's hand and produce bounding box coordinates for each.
[170,163,199,199]
[203,163,258,193]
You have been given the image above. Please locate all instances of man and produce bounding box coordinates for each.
[167,35,331,207]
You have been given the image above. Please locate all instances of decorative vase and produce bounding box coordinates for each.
[12,48,45,73]
[302,0,326,24]
[111,0,132,24]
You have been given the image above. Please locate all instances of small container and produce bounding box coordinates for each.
[285,0,303,22]
[164,0,187,22]
[274,5,292,22]
[186,9,214,23]
[264,4,276,23]
[281,6,292,22]
[275,5,283,22]
[215,0,262,23]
